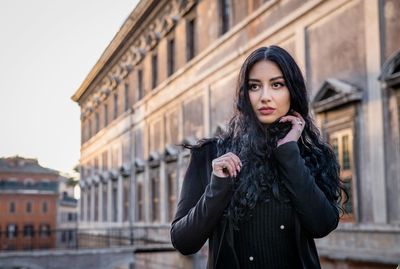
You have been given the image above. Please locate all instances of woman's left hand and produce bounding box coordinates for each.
[277,111,305,147]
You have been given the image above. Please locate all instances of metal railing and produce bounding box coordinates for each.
[0,226,171,252]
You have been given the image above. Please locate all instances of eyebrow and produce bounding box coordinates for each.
[248,76,284,82]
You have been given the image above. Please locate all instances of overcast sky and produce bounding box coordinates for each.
[0,0,139,174]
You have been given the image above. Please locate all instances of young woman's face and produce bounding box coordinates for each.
[248,60,291,125]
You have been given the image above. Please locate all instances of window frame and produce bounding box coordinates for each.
[167,36,175,77]
[151,53,158,89]
[186,17,196,62]
[9,201,16,213]
[328,128,356,222]
[219,0,232,35]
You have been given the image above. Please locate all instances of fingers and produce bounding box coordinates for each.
[279,111,305,140]
[212,152,242,178]
[280,111,305,128]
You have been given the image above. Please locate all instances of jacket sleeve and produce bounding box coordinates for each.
[170,146,234,255]
[273,141,339,238]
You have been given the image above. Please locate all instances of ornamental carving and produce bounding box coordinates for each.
[83,0,198,119]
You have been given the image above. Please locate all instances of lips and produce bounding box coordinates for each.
[258,107,275,115]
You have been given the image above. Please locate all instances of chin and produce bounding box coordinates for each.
[257,116,279,125]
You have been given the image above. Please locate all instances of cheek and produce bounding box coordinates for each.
[248,92,258,107]
[277,92,291,112]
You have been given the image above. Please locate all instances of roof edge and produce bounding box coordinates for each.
[71,0,154,103]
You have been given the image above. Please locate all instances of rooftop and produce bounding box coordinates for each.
[0,156,59,175]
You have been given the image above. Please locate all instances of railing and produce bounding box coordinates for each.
[0,226,171,252]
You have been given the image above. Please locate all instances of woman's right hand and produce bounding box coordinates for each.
[212,152,242,178]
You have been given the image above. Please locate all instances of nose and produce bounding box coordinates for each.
[260,86,272,102]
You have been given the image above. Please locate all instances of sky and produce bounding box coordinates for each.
[0,0,139,174]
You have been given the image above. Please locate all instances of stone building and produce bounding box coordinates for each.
[56,176,78,248]
[72,0,400,268]
[0,157,59,251]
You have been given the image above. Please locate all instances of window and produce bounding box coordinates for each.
[186,18,196,61]
[9,202,15,213]
[68,230,74,241]
[151,177,160,222]
[151,53,158,89]
[220,0,231,35]
[81,122,85,143]
[113,93,118,119]
[112,181,118,222]
[102,151,108,171]
[7,224,18,238]
[42,202,48,213]
[87,186,91,222]
[138,69,144,100]
[39,224,51,238]
[23,224,35,237]
[94,157,99,173]
[104,104,109,127]
[329,129,354,221]
[67,212,73,221]
[61,231,67,242]
[103,182,108,222]
[167,37,175,76]
[167,172,177,221]
[123,179,129,222]
[137,182,144,221]
[80,189,85,221]
[95,112,100,133]
[94,185,99,222]
[26,202,32,213]
[124,83,130,111]
[88,119,92,138]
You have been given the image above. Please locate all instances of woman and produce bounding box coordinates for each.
[170,46,344,269]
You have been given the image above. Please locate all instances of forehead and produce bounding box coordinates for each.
[249,60,283,78]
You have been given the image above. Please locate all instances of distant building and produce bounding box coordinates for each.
[0,156,59,251]
[72,0,400,268]
[56,176,78,248]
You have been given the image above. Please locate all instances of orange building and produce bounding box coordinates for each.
[0,156,59,250]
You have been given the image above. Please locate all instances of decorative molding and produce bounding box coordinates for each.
[178,0,197,16]
[312,78,363,113]
[379,49,400,88]
[164,144,179,162]
[135,158,145,173]
[148,151,161,168]
[109,169,119,181]
[119,163,131,177]
[77,0,189,119]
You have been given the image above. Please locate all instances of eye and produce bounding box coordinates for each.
[271,81,285,89]
[249,83,260,91]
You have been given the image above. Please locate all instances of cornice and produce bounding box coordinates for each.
[71,0,157,103]
[72,0,197,116]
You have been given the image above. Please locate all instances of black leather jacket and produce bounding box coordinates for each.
[170,140,339,269]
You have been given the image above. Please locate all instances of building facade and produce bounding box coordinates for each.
[72,0,400,268]
[0,157,59,251]
[56,176,78,248]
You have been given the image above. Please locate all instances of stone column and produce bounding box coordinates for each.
[364,0,387,223]
[107,177,112,224]
[144,163,150,223]
[160,160,167,223]
[117,174,123,223]
[90,183,95,223]
[82,186,87,223]
[98,182,103,223]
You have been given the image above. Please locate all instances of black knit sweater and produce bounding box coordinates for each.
[233,187,301,269]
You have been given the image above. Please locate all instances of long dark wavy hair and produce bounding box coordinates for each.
[215,46,345,228]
